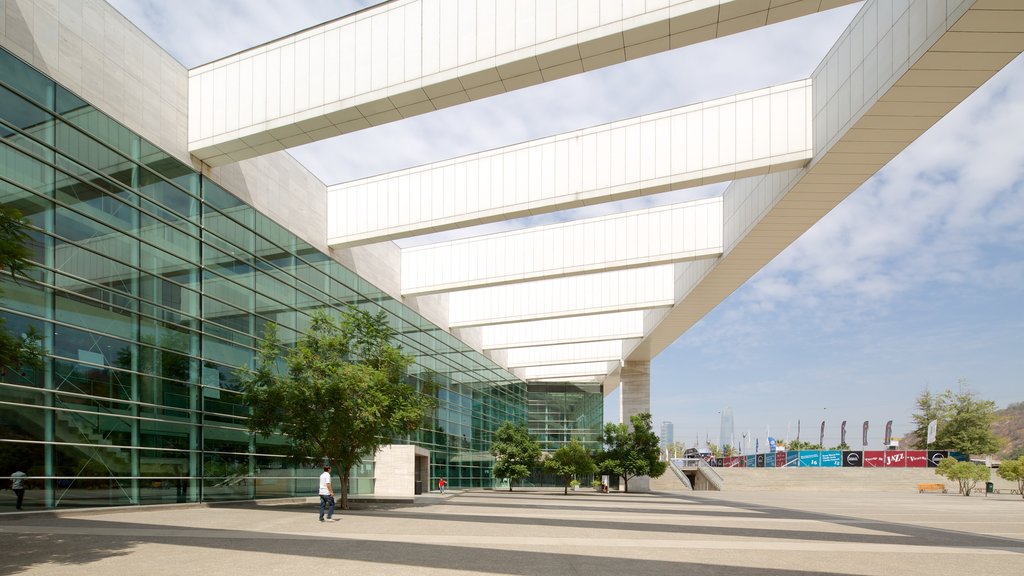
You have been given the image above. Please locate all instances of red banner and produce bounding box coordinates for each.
[863,451,885,467]
[776,451,787,467]
[906,451,928,467]
[883,451,906,467]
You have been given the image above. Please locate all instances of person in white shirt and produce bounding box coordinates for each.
[318,465,335,522]
[10,470,27,510]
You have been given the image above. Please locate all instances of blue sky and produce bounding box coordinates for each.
[110,1,1024,450]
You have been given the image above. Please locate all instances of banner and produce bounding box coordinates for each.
[798,451,821,467]
[862,421,869,446]
[819,420,825,446]
[841,420,847,446]
[776,451,787,467]
[785,451,799,467]
[927,450,948,468]
[821,451,842,467]
[884,420,893,446]
[863,450,885,467]
[883,451,905,467]
[768,437,777,452]
[796,420,801,442]
[842,451,863,467]
[906,451,928,467]
[926,419,937,444]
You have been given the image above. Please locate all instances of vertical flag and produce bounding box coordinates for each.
[819,420,825,446]
[796,420,801,442]
[884,420,893,446]
[862,421,869,446]
[926,419,937,445]
[840,420,847,446]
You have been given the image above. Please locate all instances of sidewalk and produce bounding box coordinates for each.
[1,489,1022,575]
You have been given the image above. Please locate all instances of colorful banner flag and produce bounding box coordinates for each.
[862,421,869,446]
[926,419,937,444]
[841,420,847,446]
[819,420,825,446]
[884,420,893,446]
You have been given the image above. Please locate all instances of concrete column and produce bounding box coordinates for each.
[619,360,651,492]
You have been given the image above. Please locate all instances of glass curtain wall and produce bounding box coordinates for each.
[0,47,527,510]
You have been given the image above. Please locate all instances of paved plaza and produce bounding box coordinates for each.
[1,489,1022,575]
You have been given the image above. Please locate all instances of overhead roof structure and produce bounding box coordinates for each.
[187,0,1024,397]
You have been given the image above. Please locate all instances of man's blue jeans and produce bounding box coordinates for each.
[319,494,335,520]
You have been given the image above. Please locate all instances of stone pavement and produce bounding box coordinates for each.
[1,489,1022,575]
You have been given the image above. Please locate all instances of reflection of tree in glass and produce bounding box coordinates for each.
[0,206,43,376]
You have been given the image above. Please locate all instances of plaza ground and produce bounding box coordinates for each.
[0,488,1022,575]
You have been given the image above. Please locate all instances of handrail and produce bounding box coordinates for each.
[666,459,693,489]
[671,458,725,491]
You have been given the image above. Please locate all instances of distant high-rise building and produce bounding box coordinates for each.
[660,421,674,449]
[720,407,735,449]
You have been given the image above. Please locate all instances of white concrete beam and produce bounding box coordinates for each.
[401,197,723,295]
[448,265,676,328]
[502,340,637,369]
[514,361,619,382]
[479,310,647,350]
[328,80,811,247]
[188,0,857,166]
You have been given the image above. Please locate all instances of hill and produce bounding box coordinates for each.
[993,401,1024,459]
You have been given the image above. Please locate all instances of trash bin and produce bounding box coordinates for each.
[414,480,422,495]
[985,482,994,494]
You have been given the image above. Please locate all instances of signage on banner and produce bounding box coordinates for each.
[821,451,842,467]
[756,454,765,467]
[884,451,905,467]
[862,421,869,446]
[842,451,863,467]
[906,451,927,467]
[863,451,885,467]
[785,451,799,467]
[798,451,820,467]
[746,455,757,468]
[765,452,775,467]
[768,437,777,452]
[776,451,787,467]
[927,451,948,467]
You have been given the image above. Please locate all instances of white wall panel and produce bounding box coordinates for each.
[504,340,626,368]
[329,82,810,247]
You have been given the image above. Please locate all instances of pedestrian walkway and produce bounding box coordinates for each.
[1,489,1022,575]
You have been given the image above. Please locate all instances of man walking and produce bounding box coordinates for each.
[318,465,335,522]
[11,469,27,510]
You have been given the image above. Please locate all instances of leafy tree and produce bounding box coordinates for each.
[0,206,43,377]
[910,382,1003,455]
[490,422,541,491]
[238,308,436,510]
[996,456,1024,499]
[721,444,736,458]
[596,413,667,493]
[833,442,851,451]
[543,438,597,495]
[665,441,687,458]
[935,457,990,496]
[706,442,722,458]
[786,440,822,451]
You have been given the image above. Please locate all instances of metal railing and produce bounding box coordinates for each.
[671,458,725,491]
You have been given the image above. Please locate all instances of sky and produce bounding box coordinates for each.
[109,1,1024,450]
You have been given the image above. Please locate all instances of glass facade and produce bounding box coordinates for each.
[0,47,534,510]
[527,382,603,453]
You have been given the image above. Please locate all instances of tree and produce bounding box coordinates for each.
[596,413,667,493]
[0,206,43,376]
[665,441,686,458]
[721,444,736,458]
[490,422,541,491]
[832,442,851,451]
[786,440,822,451]
[996,456,1024,499]
[910,382,1003,455]
[543,438,597,495]
[238,307,436,510]
[935,457,990,496]
[706,442,722,458]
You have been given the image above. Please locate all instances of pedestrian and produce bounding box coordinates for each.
[438,477,446,494]
[11,469,27,510]
[318,465,335,522]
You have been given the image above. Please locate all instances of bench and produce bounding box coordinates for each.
[917,483,947,493]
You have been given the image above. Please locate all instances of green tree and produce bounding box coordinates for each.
[721,444,736,457]
[833,442,851,451]
[238,308,436,510]
[996,456,1024,499]
[0,206,43,376]
[786,440,822,451]
[543,438,597,495]
[665,441,687,458]
[706,442,722,458]
[490,422,541,491]
[910,382,1003,455]
[935,457,990,496]
[596,413,667,493]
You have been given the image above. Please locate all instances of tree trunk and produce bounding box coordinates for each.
[623,475,629,493]
[508,479,513,492]
[340,469,350,510]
